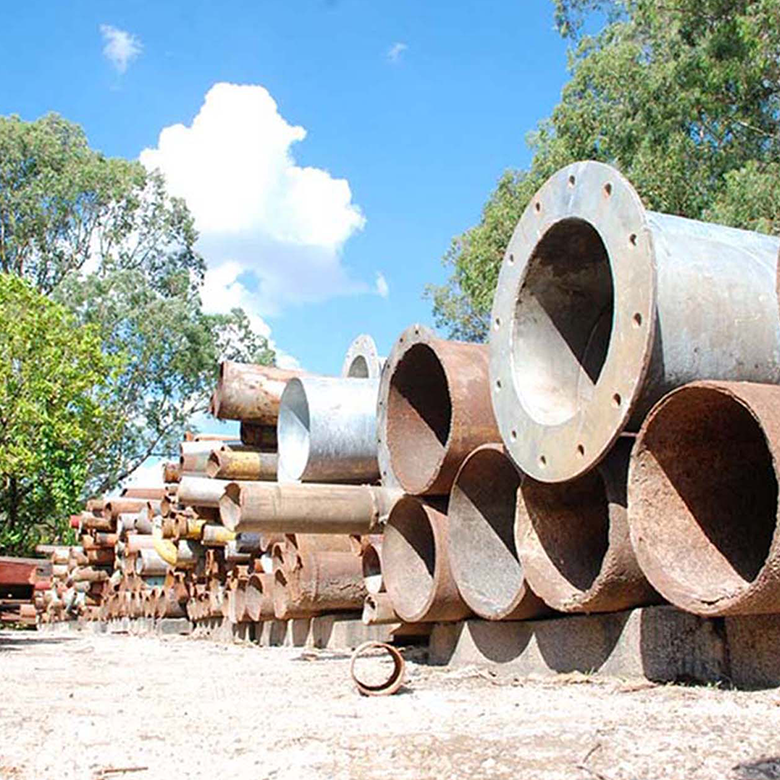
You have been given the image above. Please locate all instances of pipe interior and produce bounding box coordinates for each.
[450,450,524,613]
[387,344,452,490]
[362,545,383,594]
[636,388,777,599]
[384,502,436,618]
[278,380,311,481]
[512,218,614,429]
[519,470,609,592]
[348,355,370,378]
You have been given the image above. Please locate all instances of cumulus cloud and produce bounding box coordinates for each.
[387,42,408,63]
[375,272,389,299]
[140,83,368,324]
[100,24,142,73]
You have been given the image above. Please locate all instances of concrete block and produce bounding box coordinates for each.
[158,618,192,636]
[725,614,780,688]
[309,614,394,649]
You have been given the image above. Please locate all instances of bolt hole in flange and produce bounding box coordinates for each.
[604,182,613,196]
[568,175,576,186]
[577,444,585,457]
[539,455,547,467]
[613,393,622,408]
[633,312,643,327]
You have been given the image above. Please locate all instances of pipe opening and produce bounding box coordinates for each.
[513,218,614,426]
[387,344,452,492]
[636,388,777,598]
[347,355,370,378]
[362,545,383,594]
[219,483,242,531]
[450,449,524,615]
[519,470,609,592]
[277,380,311,481]
[383,501,435,618]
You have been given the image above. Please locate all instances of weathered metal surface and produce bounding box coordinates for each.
[517,438,658,613]
[278,377,380,483]
[201,524,236,546]
[350,641,405,696]
[0,557,44,587]
[245,572,275,621]
[490,161,780,483]
[341,334,385,379]
[121,487,166,500]
[177,476,232,508]
[210,360,305,424]
[239,422,277,450]
[361,593,400,625]
[136,549,169,576]
[361,540,384,595]
[205,449,277,481]
[382,498,471,623]
[629,381,780,616]
[220,482,402,535]
[448,444,547,620]
[377,324,499,496]
[162,462,181,484]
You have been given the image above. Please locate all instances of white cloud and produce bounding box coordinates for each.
[387,42,408,63]
[100,24,142,74]
[375,271,389,299]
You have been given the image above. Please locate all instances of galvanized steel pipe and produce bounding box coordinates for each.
[516,438,657,613]
[629,381,780,616]
[448,444,547,620]
[277,377,380,483]
[382,498,471,623]
[220,482,402,535]
[377,325,499,496]
[490,160,780,483]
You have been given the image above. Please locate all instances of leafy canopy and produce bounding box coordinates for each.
[428,0,780,340]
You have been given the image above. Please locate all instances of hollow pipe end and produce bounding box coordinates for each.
[342,334,384,379]
[350,641,406,696]
[219,483,242,532]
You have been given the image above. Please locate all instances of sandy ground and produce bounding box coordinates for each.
[2,629,780,780]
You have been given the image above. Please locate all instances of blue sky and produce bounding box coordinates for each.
[1,0,570,377]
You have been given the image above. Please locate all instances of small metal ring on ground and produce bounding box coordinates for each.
[350,641,406,696]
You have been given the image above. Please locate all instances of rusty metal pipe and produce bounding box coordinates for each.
[135,549,169,576]
[245,572,275,621]
[278,377,380,483]
[377,325,499,496]
[516,438,657,613]
[448,444,547,620]
[361,540,384,595]
[350,641,405,697]
[361,593,400,625]
[240,422,277,450]
[205,449,277,481]
[629,381,780,616]
[491,161,780,484]
[382,498,471,623]
[177,477,232,508]
[220,482,402,535]
[210,360,305,424]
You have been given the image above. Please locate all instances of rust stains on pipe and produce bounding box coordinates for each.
[206,449,277,481]
[210,361,306,424]
[163,462,181,483]
[517,438,658,613]
[121,487,166,500]
[448,444,548,620]
[350,641,405,697]
[245,572,275,621]
[382,498,471,623]
[220,482,402,535]
[629,381,780,616]
[377,325,499,496]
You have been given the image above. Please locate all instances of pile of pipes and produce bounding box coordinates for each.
[0,556,47,626]
[34,159,780,639]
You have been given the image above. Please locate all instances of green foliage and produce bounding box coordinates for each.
[0,112,274,505]
[431,0,780,339]
[0,274,122,555]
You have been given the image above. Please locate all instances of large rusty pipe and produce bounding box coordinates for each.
[341,334,385,379]
[490,161,780,484]
[516,439,658,613]
[448,444,547,620]
[205,449,277,481]
[629,381,780,616]
[377,325,499,496]
[220,482,402,535]
[277,377,380,483]
[382,498,471,623]
[210,360,305,424]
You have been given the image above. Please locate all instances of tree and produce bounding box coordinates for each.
[428,0,780,339]
[0,274,122,555]
[0,113,274,496]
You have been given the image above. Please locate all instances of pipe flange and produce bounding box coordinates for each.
[342,334,384,379]
[490,160,655,482]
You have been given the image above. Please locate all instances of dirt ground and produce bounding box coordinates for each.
[2,629,780,780]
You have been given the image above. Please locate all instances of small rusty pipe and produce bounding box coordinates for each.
[210,360,306,424]
[205,449,277,481]
[162,461,181,484]
[382,498,471,623]
[201,524,236,546]
[245,572,275,621]
[350,641,405,697]
[277,377,380,483]
[377,325,499,496]
[490,161,780,484]
[341,334,385,379]
[629,381,780,616]
[272,550,366,619]
[516,438,658,613]
[121,487,166,500]
[448,444,548,620]
[177,477,232,508]
[220,482,402,535]
[136,549,169,576]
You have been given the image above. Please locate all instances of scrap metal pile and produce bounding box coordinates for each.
[34,160,780,634]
